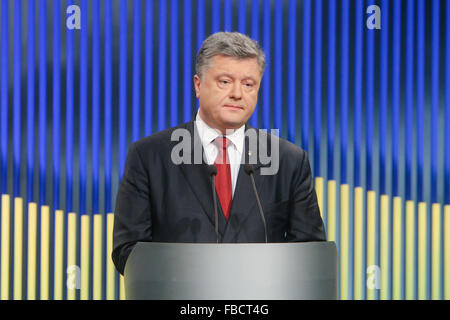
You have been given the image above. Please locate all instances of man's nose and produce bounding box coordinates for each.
[229,82,243,100]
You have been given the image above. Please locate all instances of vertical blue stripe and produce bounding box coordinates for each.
[417,0,424,204]
[301,0,311,152]
[197,0,205,52]
[183,0,192,123]
[26,0,36,301]
[80,0,88,215]
[354,0,363,188]
[340,0,349,185]
[431,2,441,298]
[13,0,21,198]
[287,0,296,143]
[440,0,446,294]
[38,0,46,205]
[53,0,61,210]
[196,0,205,112]
[0,0,8,194]
[119,0,128,179]
[392,0,401,198]
[170,0,179,127]
[249,0,259,128]
[238,0,246,34]
[144,0,154,134]
[66,0,75,213]
[380,0,388,196]
[132,0,142,142]
[327,0,336,181]
[212,0,220,33]
[379,0,389,301]
[313,0,322,178]
[53,0,62,300]
[262,0,271,130]
[366,1,374,192]
[327,0,337,298]
[353,0,364,299]
[224,0,232,31]
[105,0,113,214]
[340,0,351,299]
[93,0,100,213]
[446,0,450,205]
[104,0,114,299]
[27,0,36,204]
[355,0,364,297]
[416,0,427,299]
[405,0,414,202]
[431,0,441,300]
[366,2,378,295]
[158,0,167,131]
[430,0,439,205]
[405,0,415,299]
[274,0,282,133]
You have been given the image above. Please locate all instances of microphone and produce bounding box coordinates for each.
[206,164,219,243]
[244,164,268,243]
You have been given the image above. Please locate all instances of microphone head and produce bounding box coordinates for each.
[244,164,254,175]
[206,164,217,176]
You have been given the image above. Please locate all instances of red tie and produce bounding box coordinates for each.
[214,137,232,221]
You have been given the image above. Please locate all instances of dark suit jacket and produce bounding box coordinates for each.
[112,119,326,275]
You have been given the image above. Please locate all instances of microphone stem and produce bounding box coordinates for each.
[211,175,219,243]
[249,172,268,243]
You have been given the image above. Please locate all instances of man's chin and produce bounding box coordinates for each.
[220,118,247,130]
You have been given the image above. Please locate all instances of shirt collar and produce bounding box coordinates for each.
[195,111,245,154]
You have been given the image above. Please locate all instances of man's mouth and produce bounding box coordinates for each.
[223,104,244,110]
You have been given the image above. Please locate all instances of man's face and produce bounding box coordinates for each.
[193,55,262,133]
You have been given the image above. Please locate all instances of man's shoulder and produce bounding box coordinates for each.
[252,127,306,159]
[130,121,193,153]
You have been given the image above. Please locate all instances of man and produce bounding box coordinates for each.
[112,32,325,275]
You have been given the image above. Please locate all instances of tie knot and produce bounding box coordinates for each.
[214,136,230,150]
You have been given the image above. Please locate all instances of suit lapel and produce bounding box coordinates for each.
[177,120,227,237]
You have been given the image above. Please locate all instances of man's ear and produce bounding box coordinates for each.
[193,74,201,98]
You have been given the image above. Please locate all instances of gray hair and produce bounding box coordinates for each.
[195,32,266,78]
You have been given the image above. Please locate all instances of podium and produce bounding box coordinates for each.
[124,241,337,300]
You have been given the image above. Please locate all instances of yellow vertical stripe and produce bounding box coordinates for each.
[366,190,376,300]
[106,213,115,300]
[93,214,103,300]
[81,215,90,300]
[354,187,363,300]
[405,200,415,300]
[54,210,64,300]
[13,197,23,300]
[1,194,10,300]
[120,274,126,300]
[315,177,324,219]
[339,184,349,300]
[392,196,402,300]
[327,180,336,242]
[418,202,427,300]
[445,205,450,300]
[67,213,77,300]
[27,202,38,300]
[431,203,441,300]
[380,195,389,300]
[40,205,50,300]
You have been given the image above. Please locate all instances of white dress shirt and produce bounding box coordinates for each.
[195,112,245,198]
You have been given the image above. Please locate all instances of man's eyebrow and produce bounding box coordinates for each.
[215,73,258,82]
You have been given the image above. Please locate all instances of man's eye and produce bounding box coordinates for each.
[244,83,254,88]
[219,80,230,85]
